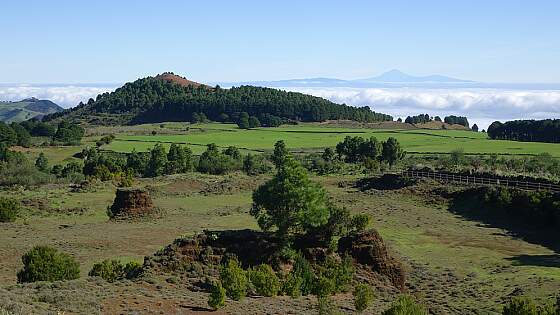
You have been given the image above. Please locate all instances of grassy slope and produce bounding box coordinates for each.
[0,173,558,314]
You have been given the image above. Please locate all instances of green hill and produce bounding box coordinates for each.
[44,73,392,125]
[0,98,63,123]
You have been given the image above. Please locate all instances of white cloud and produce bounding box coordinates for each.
[283,87,560,129]
[0,84,118,108]
[2,84,560,130]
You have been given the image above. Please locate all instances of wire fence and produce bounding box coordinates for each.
[400,170,560,193]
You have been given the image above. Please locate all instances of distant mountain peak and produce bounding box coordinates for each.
[359,69,473,83]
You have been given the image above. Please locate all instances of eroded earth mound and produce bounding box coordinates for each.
[109,188,155,218]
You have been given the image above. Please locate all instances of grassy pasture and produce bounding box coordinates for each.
[102,123,560,157]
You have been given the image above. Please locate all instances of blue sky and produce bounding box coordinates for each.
[1,0,559,83]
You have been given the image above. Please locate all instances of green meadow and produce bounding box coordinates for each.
[103,123,560,157]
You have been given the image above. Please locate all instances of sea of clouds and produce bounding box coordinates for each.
[284,87,560,129]
[1,84,560,129]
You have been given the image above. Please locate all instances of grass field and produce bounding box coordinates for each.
[101,123,560,157]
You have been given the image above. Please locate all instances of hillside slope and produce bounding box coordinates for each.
[0,98,63,122]
[44,73,392,125]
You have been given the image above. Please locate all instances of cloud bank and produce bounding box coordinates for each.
[2,84,560,130]
[0,84,118,108]
[284,87,560,129]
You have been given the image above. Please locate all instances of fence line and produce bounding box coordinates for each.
[400,170,560,193]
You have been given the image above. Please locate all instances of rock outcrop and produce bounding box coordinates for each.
[338,229,406,291]
[109,188,154,218]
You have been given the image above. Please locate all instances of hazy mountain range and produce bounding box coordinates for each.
[215,69,560,90]
[0,97,63,122]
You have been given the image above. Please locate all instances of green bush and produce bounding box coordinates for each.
[282,272,303,298]
[382,295,428,315]
[88,259,142,282]
[502,296,558,315]
[353,283,374,312]
[317,255,354,294]
[248,264,281,297]
[313,275,335,297]
[0,197,19,223]
[208,281,226,310]
[350,214,371,233]
[243,153,272,175]
[17,246,80,283]
[291,253,315,296]
[220,259,248,301]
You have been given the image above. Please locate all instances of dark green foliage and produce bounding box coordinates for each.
[444,115,469,127]
[88,259,142,282]
[0,122,18,146]
[405,114,431,124]
[17,246,80,283]
[248,116,261,128]
[0,152,53,186]
[19,120,56,137]
[0,197,19,222]
[237,112,250,129]
[480,187,560,229]
[282,271,303,298]
[271,140,290,168]
[197,143,237,175]
[303,148,342,175]
[52,121,85,145]
[501,296,558,315]
[208,281,226,310]
[247,264,281,297]
[382,295,428,315]
[243,153,272,175]
[126,149,148,176]
[353,283,374,312]
[96,134,115,147]
[82,148,126,180]
[10,123,31,147]
[471,124,479,132]
[220,259,248,301]
[336,136,382,163]
[223,146,241,161]
[382,137,406,167]
[35,152,49,172]
[315,255,354,294]
[350,213,371,232]
[45,75,392,125]
[165,143,193,174]
[145,143,167,177]
[291,253,315,296]
[487,119,560,143]
[251,157,329,239]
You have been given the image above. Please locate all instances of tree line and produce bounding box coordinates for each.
[44,76,393,125]
[400,114,470,128]
[0,120,84,147]
[487,119,560,143]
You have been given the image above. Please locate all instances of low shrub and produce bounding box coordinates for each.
[248,264,281,297]
[0,197,19,223]
[88,259,142,282]
[317,295,339,315]
[282,272,303,298]
[382,295,428,315]
[17,246,80,283]
[220,259,248,301]
[353,283,374,312]
[207,281,226,311]
[502,296,558,315]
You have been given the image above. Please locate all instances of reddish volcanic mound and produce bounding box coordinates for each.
[154,72,208,88]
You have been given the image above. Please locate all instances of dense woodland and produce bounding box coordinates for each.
[44,76,393,125]
[487,119,560,143]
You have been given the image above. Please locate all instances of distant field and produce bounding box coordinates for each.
[102,123,560,157]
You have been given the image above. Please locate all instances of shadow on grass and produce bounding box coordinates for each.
[355,174,417,191]
[506,254,560,268]
[448,190,560,254]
